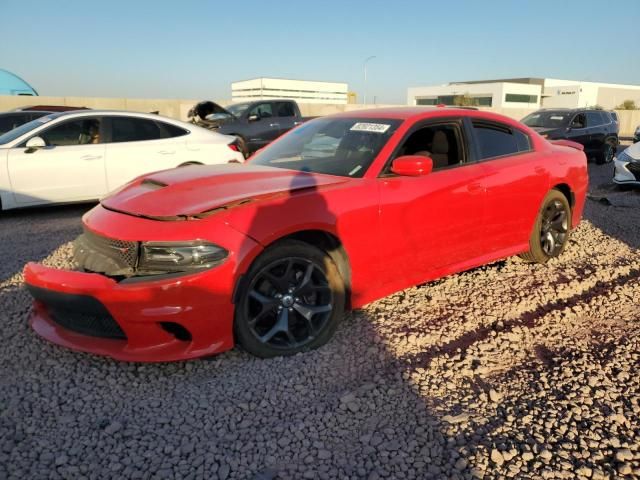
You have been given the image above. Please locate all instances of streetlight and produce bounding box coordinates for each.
[363,55,376,105]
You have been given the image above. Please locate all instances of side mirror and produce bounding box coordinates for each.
[248,114,259,122]
[390,155,433,177]
[25,136,46,153]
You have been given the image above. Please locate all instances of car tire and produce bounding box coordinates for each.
[234,240,345,358]
[519,189,571,264]
[596,138,617,164]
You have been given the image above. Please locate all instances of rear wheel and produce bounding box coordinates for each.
[520,190,571,263]
[596,138,616,164]
[234,240,345,358]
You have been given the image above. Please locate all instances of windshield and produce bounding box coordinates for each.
[250,117,402,177]
[522,111,571,129]
[226,103,250,118]
[0,114,61,145]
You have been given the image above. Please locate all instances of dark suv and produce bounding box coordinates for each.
[522,108,618,164]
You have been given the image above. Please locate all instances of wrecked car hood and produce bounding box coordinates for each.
[100,164,349,220]
[187,100,232,119]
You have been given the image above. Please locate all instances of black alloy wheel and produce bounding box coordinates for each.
[520,189,572,263]
[539,199,569,257]
[235,240,345,357]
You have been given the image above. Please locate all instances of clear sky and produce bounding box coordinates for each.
[2,0,639,104]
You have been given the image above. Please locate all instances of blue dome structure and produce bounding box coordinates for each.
[0,69,38,96]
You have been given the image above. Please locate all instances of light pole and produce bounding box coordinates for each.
[363,55,376,105]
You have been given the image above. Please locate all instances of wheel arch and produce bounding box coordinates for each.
[551,183,574,208]
[240,229,353,309]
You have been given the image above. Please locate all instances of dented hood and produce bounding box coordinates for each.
[100,164,349,220]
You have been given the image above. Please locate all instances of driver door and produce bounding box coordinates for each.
[7,116,107,205]
[244,102,280,151]
[377,120,487,290]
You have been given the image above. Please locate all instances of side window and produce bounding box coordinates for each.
[396,123,464,171]
[0,114,25,135]
[248,103,273,119]
[275,102,295,117]
[40,118,102,146]
[571,113,586,129]
[110,117,162,143]
[472,122,531,160]
[586,112,602,127]
[158,121,188,139]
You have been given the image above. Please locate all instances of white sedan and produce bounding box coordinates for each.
[0,110,244,210]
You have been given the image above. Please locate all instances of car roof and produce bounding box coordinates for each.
[34,110,187,125]
[329,106,526,125]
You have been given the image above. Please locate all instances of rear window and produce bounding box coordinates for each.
[472,121,531,160]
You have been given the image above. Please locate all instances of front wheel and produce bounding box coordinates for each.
[234,240,345,358]
[519,190,571,263]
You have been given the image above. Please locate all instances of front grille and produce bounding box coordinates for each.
[27,285,127,340]
[74,229,138,276]
[626,162,640,181]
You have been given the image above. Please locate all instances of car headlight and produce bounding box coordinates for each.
[138,241,228,274]
[616,150,638,164]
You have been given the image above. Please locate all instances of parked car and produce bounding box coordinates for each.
[521,108,618,164]
[613,142,640,186]
[0,110,243,210]
[24,107,588,361]
[188,99,311,157]
[633,124,639,143]
[0,105,92,135]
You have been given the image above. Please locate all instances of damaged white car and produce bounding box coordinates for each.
[613,142,640,186]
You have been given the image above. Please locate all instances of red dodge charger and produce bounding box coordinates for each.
[24,108,588,361]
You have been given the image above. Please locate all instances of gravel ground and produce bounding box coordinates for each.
[0,161,639,480]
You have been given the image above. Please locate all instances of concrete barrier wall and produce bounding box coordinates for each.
[1,95,638,136]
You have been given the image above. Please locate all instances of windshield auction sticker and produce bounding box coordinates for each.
[350,122,391,133]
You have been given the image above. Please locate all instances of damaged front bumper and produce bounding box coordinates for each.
[613,158,640,185]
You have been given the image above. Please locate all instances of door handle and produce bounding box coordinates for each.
[158,150,175,155]
[81,155,102,161]
[293,121,303,126]
[269,123,280,128]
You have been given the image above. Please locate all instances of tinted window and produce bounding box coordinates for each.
[248,103,273,118]
[40,118,102,146]
[275,102,295,117]
[586,112,602,127]
[396,123,464,171]
[473,122,531,160]
[610,112,618,122]
[111,117,162,142]
[0,114,30,135]
[158,122,188,138]
[571,113,586,129]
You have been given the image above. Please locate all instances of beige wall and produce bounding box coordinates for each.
[2,95,638,136]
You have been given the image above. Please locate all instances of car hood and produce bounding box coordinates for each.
[100,164,350,220]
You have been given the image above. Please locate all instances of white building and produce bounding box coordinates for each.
[232,77,349,104]
[407,78,640,110]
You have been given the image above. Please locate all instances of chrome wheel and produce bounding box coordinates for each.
[540,199,569,257]
[244,257,333,350]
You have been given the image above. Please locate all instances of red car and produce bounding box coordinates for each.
[24,108,588,361]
